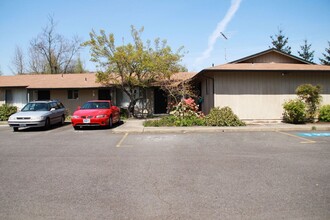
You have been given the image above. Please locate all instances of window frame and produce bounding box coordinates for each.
[68,89,79,100]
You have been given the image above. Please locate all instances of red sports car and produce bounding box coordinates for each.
[71,100,120,130]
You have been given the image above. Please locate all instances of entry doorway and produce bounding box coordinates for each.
[38,90,50,100]
[154,88,167,114]
[98,89,112,100]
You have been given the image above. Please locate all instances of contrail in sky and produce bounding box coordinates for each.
[196,0,242,65]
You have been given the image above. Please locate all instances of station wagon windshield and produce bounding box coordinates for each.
[81,102,110,109]
[21,103,50,111]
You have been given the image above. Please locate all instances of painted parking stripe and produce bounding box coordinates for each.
[276,131,316,144]
[298,133,330,137]
[116,133,128,147]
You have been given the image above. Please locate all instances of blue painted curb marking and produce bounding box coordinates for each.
[298,133,330,137]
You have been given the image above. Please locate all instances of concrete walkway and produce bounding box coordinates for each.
[1,119,329,133]
[112,119,330,133]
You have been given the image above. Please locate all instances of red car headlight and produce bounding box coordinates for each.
[96,114,107,118]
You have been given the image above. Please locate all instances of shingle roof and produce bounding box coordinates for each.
[0,72,197,89]
[0,73,101,88]
[205,63,330,72]
[171,72,197,81]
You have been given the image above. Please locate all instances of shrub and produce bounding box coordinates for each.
[144,115,205,127]
[319,105,330,122]
[144,116,176,127]
[0,104,17,121]
[296,84,322,122]
[204,106,245,126]
[174,115,206,126]
[170,98,201,118]
[282,99,306,124]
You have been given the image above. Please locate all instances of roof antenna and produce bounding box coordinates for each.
[220,32,228,62]
[220,32,228,40]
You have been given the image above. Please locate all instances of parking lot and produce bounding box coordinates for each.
[0,124,329,219]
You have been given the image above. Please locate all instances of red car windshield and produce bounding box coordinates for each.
[81,102,110,109]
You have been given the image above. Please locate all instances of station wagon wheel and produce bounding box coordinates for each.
[44,118,50,130]
[13,127,18,132]
[61,115,65,125]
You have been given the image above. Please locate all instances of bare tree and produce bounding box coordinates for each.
[11,46,25,74]
[29,15,82,74]
[28,46,47,73]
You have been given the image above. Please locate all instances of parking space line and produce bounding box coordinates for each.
[276,131,316,144]
[116,133,128,147]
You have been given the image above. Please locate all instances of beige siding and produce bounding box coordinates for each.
[24,89,97,115]
[0,88,27,109]
[213,71,330,120]
[242,52,302,64]
[1,87,157,116]
[50,89,96,115]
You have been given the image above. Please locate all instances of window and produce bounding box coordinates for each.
[50,102,58,110]
[5,90,13,103]
[68,90,79,99]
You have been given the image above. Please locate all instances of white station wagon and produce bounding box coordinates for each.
[8,100,66,132]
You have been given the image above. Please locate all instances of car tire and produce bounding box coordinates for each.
[60,115,65,125]
[108,116,113,128]
[44,118,50,130]
[13,127,18,132]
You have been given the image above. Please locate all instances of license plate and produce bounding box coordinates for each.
[19,124,27,127]
[83,119,90,123]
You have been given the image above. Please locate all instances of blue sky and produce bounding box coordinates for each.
[0,0,329,75]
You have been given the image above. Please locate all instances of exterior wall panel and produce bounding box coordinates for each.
[213,71,330,120]
[1,88,27,109]
[243,52,301,64]
[50,89,95,115]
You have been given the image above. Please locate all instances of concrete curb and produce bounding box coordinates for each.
[111,121,330,134]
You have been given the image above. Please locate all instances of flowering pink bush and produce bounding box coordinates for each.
[170,98,203,118]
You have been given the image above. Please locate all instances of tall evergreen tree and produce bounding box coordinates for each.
[319,41,330,65]
[74,57,85,73]
[298,39,314,62]
[270,28,292,54]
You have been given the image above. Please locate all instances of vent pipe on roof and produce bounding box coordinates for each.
[85,77,87,81]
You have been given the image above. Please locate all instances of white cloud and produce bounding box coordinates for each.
[195,0,242,66]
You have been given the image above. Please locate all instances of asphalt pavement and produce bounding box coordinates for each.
[0,121,329,219]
